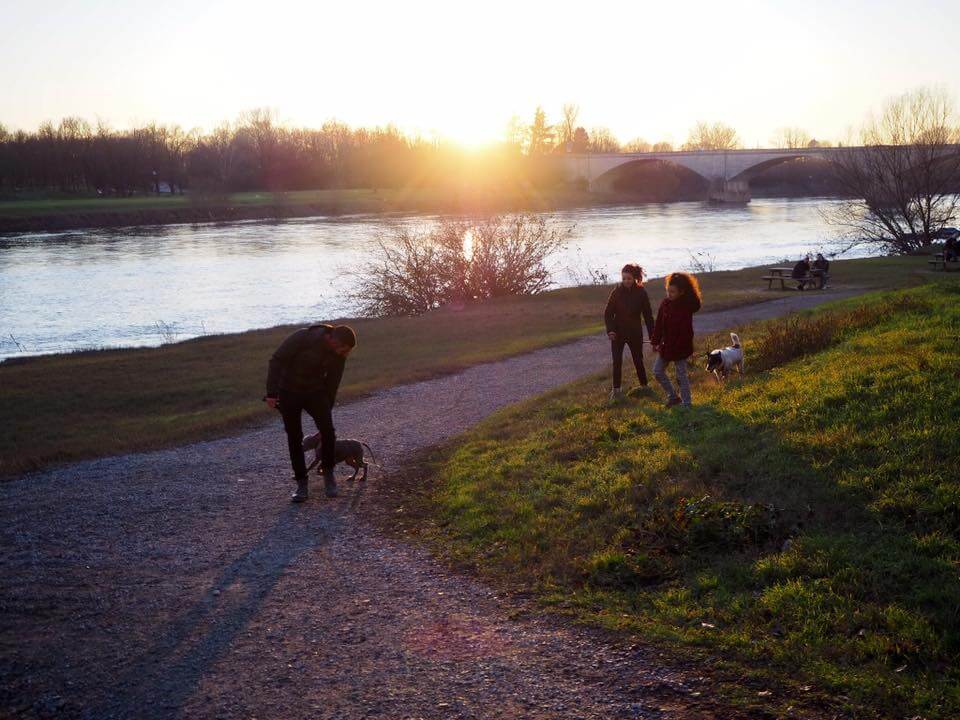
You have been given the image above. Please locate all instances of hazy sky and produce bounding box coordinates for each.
[2,0,959,147]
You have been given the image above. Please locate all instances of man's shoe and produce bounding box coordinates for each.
[291,476,309,503]
[323,473,338,498]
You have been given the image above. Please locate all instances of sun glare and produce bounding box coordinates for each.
[424,112,502,151]
[444,125,500,151]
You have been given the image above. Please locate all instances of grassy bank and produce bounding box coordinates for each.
[0,187,597,232]
[406,282,960,718]
[0,188,448,216]
[0,256,932,476]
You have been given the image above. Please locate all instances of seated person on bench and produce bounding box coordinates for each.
[811,253,830,287]
[945,237,958,262]
[791,255,811,290]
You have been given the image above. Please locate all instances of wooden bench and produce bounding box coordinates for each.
[762,267,829,290]
[929,253,959,271]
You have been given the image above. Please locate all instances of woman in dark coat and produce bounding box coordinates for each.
[604,263,655,400]
[651,272,702,407]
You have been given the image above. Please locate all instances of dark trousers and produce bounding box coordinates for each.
[279,388,335,478]
[611,335,647,387]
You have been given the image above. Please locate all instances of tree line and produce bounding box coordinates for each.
[1,104,832,198]
[0,109,567,197]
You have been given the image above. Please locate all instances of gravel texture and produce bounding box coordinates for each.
[1,291,858,719]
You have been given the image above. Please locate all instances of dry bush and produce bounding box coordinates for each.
[348,215,572,316]
[749,295,927,371]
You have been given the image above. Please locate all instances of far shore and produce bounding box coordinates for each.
[0,186,841,233]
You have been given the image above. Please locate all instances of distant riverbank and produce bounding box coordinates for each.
[0,183,847,233]
[0,187,600,233]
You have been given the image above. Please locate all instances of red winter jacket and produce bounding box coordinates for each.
[651,295,702,361]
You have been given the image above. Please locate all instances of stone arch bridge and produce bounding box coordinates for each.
[557,147,842,202]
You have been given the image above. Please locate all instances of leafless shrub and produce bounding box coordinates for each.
[748,295,927,371]
[685,250,718,273]
[565,256,610,286]
[154,320,178,344]
[582,267,611,285]
[348,215,572,316]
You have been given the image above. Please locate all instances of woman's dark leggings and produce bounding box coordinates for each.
[611,335,647,387]
[279,388,335,478]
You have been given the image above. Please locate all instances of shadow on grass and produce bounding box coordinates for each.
[637,399,868,529]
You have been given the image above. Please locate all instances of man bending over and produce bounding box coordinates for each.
[265,324,356,502]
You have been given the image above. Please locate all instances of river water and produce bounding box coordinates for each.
[0,197,870,360]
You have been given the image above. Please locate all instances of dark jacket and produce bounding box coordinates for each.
[266,324,345,404]
[792,259,811,278]
[813,257,830,272]
[651,294,701,361]
[604,284,655,339]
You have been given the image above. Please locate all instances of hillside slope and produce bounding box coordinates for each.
[411,282,960,718]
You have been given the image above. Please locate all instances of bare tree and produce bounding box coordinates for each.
[347,215,571,316]
[588,127,621,153]
[683,122,740,151]
[772,127,812,149]
[623,137,651,153]
[651,140,674,152]
[825,87,960,253]
[558,103,580,150]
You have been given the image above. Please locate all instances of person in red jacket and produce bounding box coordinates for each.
[604,263,655,401]
[651,272,702,407]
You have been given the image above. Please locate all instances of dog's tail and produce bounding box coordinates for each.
[730,332,741,348]
[361,442,381,468]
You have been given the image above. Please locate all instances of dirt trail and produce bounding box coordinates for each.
[1,290,858,719]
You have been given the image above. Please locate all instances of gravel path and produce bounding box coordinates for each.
[1,290,857,719]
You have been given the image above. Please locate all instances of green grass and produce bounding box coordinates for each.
[409,281,960,718]
[0,189,410,216]
[0,186,592,219]
[0,255,931,476]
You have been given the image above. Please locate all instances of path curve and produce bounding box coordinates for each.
[1,290,858,719]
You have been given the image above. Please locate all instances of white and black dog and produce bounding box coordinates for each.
[705,332,744,383]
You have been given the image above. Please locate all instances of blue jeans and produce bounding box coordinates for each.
[653,356,691,406]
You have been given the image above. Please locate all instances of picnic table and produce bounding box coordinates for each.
[929,252,959,271]
[761,267,827,290]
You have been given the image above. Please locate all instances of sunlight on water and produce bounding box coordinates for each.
[0,198,874,359]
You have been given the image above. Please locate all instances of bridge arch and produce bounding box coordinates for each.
[590,157,711,193]
[728,152,847,185]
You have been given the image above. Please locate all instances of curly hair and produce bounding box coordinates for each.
[665,271,702,303]
[620,263,645,286]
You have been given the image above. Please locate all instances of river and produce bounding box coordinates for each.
[0,197,871,361]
